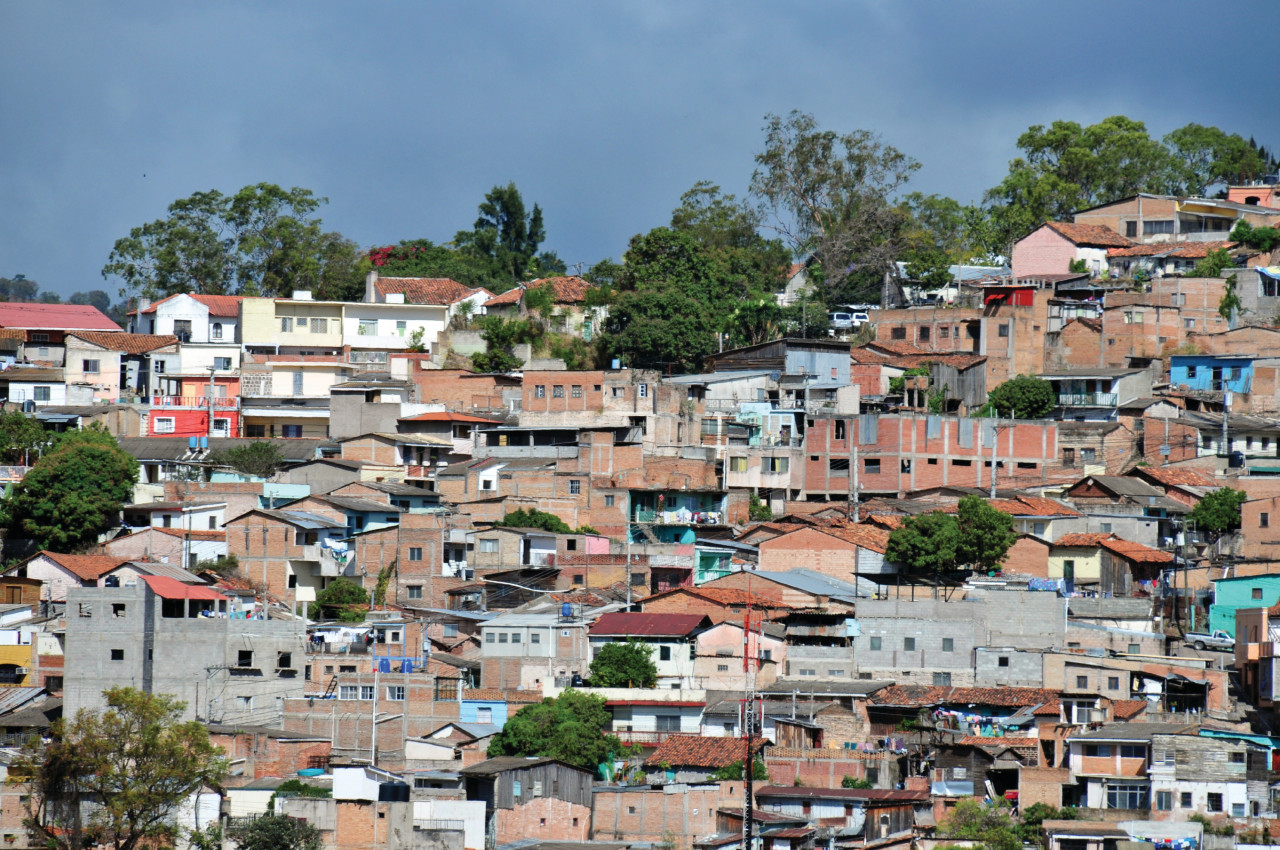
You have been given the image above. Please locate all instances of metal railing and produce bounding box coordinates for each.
[1057,392,1118,407]
[150,396,240,409]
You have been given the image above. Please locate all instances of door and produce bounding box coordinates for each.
[212,418,231,438]
[293,371,304,395]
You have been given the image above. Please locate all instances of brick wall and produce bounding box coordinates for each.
[759,528,859,580]
[495,798,590,845]
[591,787,721,850]
[1012,227,1076,278]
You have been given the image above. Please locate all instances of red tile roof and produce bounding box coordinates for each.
[1055,533,1118,547]
[1133,467,1217,489]
[1108,240,1238,259]
[865,340,930,356]
[376,277,484,305]
[815,523,892,554]
[141,575,227,601]
[483,288,525,307]
[755,786,928,803]
[1111,699,1148,719]
[1098,537,1173,564]
[641,586,787,609]
[589,612,711,637]
[153,528,227,542]
[644,734,766,768]
[33,551,130,581]
[955,735,1039,749]
[0,303,122,331]
[67,331,179,354]
[397,412,503,424]
[870,684,1059,708]
[988,496,1081,518]
[1044,221,1134,248]
[138,293,244,317]
[530,276,594,304]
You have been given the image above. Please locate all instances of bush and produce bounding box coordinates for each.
[316,577,367,623]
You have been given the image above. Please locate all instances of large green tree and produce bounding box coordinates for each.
[454,182,557,289]
[1189,487,1246,542]
[207,441,286,479]
[987,375,1056,419]
[956,495,1018,572]
[494,508,573,534]
[752,111,919,304]
[885,511,959,577]
[1164,123,1274,194]
[589,639,658,688]
[229,813,323,850]
[315,577,367,623]
[2,426,138,551]
[487,690,626,771]
[940,799,1020,850]
[102,183,356,299]
[0,410,49,465]
[15,687,226,850]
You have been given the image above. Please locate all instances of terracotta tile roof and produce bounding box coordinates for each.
[1055,532,1118,547]
[955,735,1038,749]
[1045,221,1134,248]
[460,688,542,703]
[153,528,227,542]
[816,523,891,554]
[863,514,904,530]
[850,347,892,365]
[0,303,122,331]
[590,612,711,637]
[889,353,988,370]
[988,496,1080,518]
[644,734,766,768]
[1098,537,1173,563]
[643,586,786,608]
[865,340,930,356]
[1033,700,1061,716]
[483,287,525,307]
[67,331,179,354]
[870,684,1059,708]
[1134,467,1217,489]
[397,411,502,424]
[138,293,243,317]
[33,551,130,581]
[1111,699,1148,719]
[532,276,594,304]
[376,277,485,306]
[1108,240,1239,259]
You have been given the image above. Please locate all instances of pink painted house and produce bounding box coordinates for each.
[1012,221,1133,279]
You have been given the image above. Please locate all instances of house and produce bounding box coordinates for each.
[588,613,712,688]
[1060,475,1188,547]
[62,331,178,402]
[0,367,65,408]
[63,577,306,724]
[1011,222,1134,280]
[0,302,122,367]
[224,508,353,599]
[693,620,786,690]
[1038,367,1153,421]
[482,276,604,340]
[640,586,792,625]
[703,338,857,414]
[752,786,924,841]
[460,757,593,845]
[396,411,499,456]
[643,734,766,785]
[364,273,492,326]
[1064,723,1201,811]
[1071,194,1280,246]
[6,552,132,604]
[1209,574,1280,637]
[756,525,894,584]
[1049,534,1172,596]
[129,293,241,343]
[477,612,591,691]
[1147,730,1270,820]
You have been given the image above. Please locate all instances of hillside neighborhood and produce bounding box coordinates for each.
[6,178,1280,850]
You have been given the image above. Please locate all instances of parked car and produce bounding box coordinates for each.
[1184,629,1234,651]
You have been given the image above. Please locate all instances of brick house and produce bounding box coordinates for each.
[643,734,767,785]
[225,508,351,600]
[757,525,893,584]
[461,757,594,845]
[1012,222,1134,279]
[592,784,722,850]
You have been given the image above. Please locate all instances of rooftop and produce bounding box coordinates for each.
[589,612,711,637]
[375,277,485,306]
[137,293,243,317]
[644,735,766,768]
[0,302,122,331]
[67,331,179,354]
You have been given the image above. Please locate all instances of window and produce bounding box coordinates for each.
[869,637,882,651]
[717,664,729,672]
[310,318,327,333]
[31,332,49,342]
[998,323,1009,337]
[1119,745,1144,759]
[479,539,498,553]
[864,457,880,474]
[396,320,407,335]
[571,385,582,398]
[659,646,671,661]
[569,479,581,495]
[511,632,521,644]
[1080,448,1096,463]
[933,672,952,686]
[829,458,850,472]
[153,359,165,374]
[553,385,565,398]
[939,325,950,339]
[1108,677,1120,691]
[535,385,546,398]
[1076,675,1088,689]
[154,417,175,434]
[918,326,930,342]
[829,668,844,677]
[604,495,615,507]
[1206,792,1223,813]
[1128,643,1141,654]
[246,424,266,438]
[1254,588,1264,600]
[386,686,405,701]
[82,359,100,374]
[111,603,126,618]
[360,685,375,700]
[1062,448,1076,466]
[891,327,906,340]
[903,637,916,651]
[655,714,681,731]
[1033,521,1045,536]
[31,385,51,402]
[1126,221,1138,238]
[998,656,1009,667]
[1143,219,1175,235]
[281,317,293,332]
[173,320,192,338]
[238,650,254,667]
[211,322,224,340]
[1100,522,1112,533]
[407,585,423,599]
[282,425,303,439]
[215,357,232,370]
[408,547,423,561]
[1181,792,1192,808]
[442,623,458,638]
[729,457,748,472]
[338,685,358,700]
[485,633,495,643]
[498,633,508,643]
[110,648,124,661]
[612,386,626,398]
[799,668,816,677]
[638,383,649,398]
[1107,784,1146,810]
[530,632,540,643]
[942,638,954,652]
[1084,744,1111,757]
[1229,751,1246,763]
[1232,803,1246,818]
[1155,790,1173,811]
[764,457,788,473]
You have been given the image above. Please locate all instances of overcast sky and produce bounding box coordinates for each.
[3,2,1278,298]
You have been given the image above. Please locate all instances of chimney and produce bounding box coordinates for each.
[365,269,380,303]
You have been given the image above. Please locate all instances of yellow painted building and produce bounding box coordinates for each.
[0,630,37,687]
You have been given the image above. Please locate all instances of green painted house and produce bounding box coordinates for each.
[1209,574,1280,637]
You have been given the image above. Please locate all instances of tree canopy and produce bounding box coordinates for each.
[0,410,49,465]
[1189,487,1246,541]
[454,182,561,289]
[885,511,959,576]
[229,813,323,850]
[494,508,574,534]
[1,426,138,551]
[956,495,1018,573]
[487,690,626,771]
[15,687,226,850]
[207,441,286,479]
[987,375,1056,419]
[315,577,368,622]
[940,799,1020,850]
[589,639,658,688]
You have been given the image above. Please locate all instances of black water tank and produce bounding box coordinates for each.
[1228,451,1246,469]
[378,781,410,802]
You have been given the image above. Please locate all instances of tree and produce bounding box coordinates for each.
[940,798,1020,850]
[1218,273,1242,321]
[487,690,626,771]
[207,441,285,479]
[229,813,323,850]
[1164,123,1272,193]
[1230,220,1280,253]
[748,493,773,522]
[470,315,542,372]
[1,426,138,551]
[841,776,873,789]
[1189,487,1246,542]
[102,184,351,299]
[1018,803,1076,846]
[752,111,919,304]
[589,639,658,688]
[885,511,959,577]
[494,508,573,534]
[454,182,549,288]
[365,239,497,288]
[0,410,49,464]
[956,496,1018,573]
[15,687,226,850]
[709,759,768,781]
[987,374,1055,419]
[1191,247,1235,279]
[0,274,41,302]
[68,290,113,313]
[315,577,367,623]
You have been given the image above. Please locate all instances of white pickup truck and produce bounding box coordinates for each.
[1184,630,1234,651]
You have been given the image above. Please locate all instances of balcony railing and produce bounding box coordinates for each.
[150,396,240,409]
[1057,392,1118,407]
[633,509,724,525]
[612,729,683,745]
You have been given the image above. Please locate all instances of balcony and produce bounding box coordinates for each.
[611,729,683,746]
[150,395,240,410]
[1058,392,1118,407]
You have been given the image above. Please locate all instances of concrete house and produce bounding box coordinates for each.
[62,331,178,402]
[130,293,241,343]
[588,613,711,689]
[1012,221,1134,279]
[63,576,306,725]
[1038,367,1153,421]
[460,757,593,846]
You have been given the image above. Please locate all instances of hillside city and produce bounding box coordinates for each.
[6,167,1280,850]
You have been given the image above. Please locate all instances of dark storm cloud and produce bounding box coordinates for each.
[2,1,1278,296]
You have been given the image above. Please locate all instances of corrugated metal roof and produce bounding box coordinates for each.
[0,687,47,715]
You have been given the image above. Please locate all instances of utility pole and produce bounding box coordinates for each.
[989,417,999,499]
[852,445,860,522]
[207,366,217,438]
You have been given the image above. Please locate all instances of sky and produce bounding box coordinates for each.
[3,1,1279,299]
